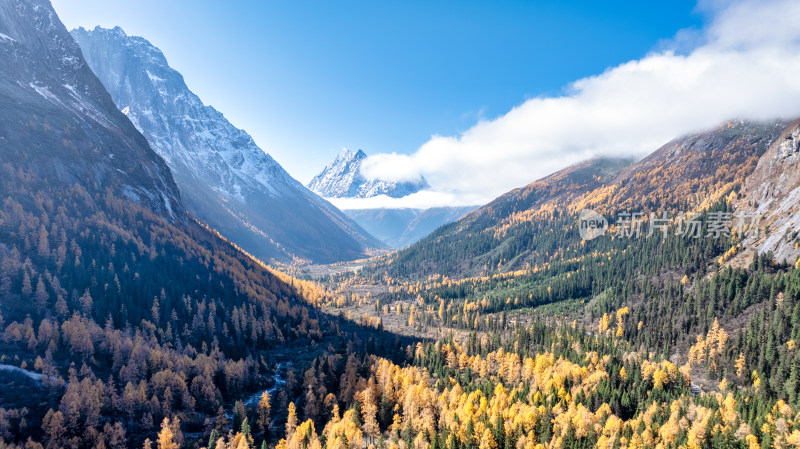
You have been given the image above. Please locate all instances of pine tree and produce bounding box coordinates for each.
[34,277,49,313]
[233,400,247,433]
[79,288,93,316]
[38,224,50,257]
[241,418,254,448]
[208,429,219,449]
[215,406,230,435]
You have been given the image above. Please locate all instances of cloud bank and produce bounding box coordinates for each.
[327,190,488,211]
[346,0,800,210]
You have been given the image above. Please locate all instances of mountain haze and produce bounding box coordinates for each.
[345,206,476,249]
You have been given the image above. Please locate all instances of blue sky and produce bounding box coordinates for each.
[52,0,703,184]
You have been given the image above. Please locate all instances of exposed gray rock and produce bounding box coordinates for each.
[739,120,800,263]
[0,0,181,219]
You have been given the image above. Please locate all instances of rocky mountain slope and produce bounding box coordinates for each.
[0,0,180,219]
[738,119,800,263]
[578,120,788,214]
[308,148,428,198]
[71,26,382,264]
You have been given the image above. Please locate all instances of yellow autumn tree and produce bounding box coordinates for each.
[258,391,271,434]
[286,402,298,441]
[735,353,747,379]
[360,388,379,444]
[157,417,180,449]
[288,420,321,449]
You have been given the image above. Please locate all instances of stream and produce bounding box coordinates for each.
[185,361,292,441]
[222,361,293,422]
[241,361,292,408]
[0,363,61,385]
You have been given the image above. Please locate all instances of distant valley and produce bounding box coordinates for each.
[308,148,478,248]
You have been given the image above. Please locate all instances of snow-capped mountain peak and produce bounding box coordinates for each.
[308,148,428,198]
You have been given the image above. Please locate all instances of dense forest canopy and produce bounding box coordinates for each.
[2,0,800,448]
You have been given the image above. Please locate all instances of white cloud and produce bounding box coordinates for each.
[327,190,483,210]
[360,152,425,183]
[359,0,800,209]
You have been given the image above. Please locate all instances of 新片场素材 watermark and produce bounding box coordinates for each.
[577,209,761,240]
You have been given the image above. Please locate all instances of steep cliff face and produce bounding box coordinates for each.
[739,119,800,263]
[71,26,383,263]
[0,0,181,219]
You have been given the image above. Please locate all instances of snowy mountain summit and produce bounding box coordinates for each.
[308,149,428,198]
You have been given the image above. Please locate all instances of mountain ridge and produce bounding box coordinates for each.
[0,1,181,220]
[70,26,383,264]
[376,120,789,279]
